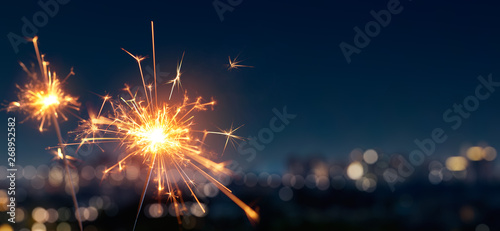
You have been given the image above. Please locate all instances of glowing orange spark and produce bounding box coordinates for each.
[205,123,244,154]
[51,148,79,168]
[168,52,184,100]
[228,55,253,71]
[76,22,259,229]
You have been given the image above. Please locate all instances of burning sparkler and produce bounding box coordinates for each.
[76,22,259,230]
[227,55,253,71]
[6,37,83,231]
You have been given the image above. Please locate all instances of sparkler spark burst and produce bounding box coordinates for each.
[7,36,80,132]
[228,55,253,71]
[77,22,259,228]
[51,148,79,168]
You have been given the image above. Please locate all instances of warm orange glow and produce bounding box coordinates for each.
[42,94,60,107]
[76,22,258,226]
[466,146,483,161]
[149,127,166,145]
[57,148,63,159]
[51,148,78,168]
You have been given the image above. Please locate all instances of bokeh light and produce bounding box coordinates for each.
[428,170,443,185]
[126,165,140,180]
[0,224,13,231]
[56,223,71,231]
[190,203,207,217]
[476,224,490,231]
[446,156,468,171]
[16,207,25,223]
[147,203,165,218]
[279,187,293,201]
[32,207,49,223]
[0,190,8,212]
[347,161,364,180]
[46,208,59,223]
[482,146,497,161]
[81,166,96,181]
[466,146,483,161]
[31,222,46,231]
[363,149,378,164]
[49,166,64,187]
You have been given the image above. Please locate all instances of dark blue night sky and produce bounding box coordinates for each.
[1,0,500,172]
